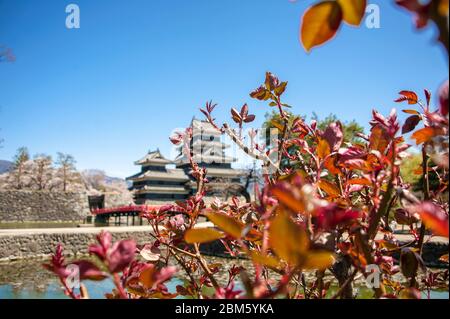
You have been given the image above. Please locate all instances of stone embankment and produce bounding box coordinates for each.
[0,225,448,268]
[0,190,90,222]
[0,226,154,262]
[0,190,133,223]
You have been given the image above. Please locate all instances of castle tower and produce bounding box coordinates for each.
[127,149,190,204]
[174,119,248,197]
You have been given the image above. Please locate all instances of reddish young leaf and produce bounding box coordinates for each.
[411,127,444,145]
[317,138,331,160]
[424,89,432,107]
[265,72,280,91]
[250,85,271,101]
[401,115,421,134]
[417,202,449,237]
[231,108,242,124]
[369,126,389,153]
[395,90,419,104]
[318,179,340,197]
[271,182,305,212]
[396,0,430,29]
[324,156,341,175]
[108,239,136,273]
[338,0,367,26]
[439,80,449,116]
[394,208,420,225]
[315,204,360,230]
[240,103,248,118]
[300,1,343,52]
[140,245,161,262]
[322,122,344,152]
[402,109,420,115]
[347,177,371,186]
[74,261,108,281]
[139,264,177,290]
[274,81,288,96]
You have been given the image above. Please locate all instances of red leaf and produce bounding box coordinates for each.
[315,204,360,230]
[108,239,136,273]
[401,115,421,134]
[411,127,445,145]
[231,108,242,124]
[317,138,331,160]
[395,90,419,104]
[240,104,249,118]
[243,114,256,123]
[396,0,430,29]
[338,146,366,162]
[424,89,431,107]
[402,109,420,115]
[439,80,449,116]
[322,122,344,152]
[417,202,449,237]
[369,126,389,153]
[270,182,305,212]
[74,260,108,281]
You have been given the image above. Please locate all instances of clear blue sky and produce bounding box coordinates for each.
[0,0,447,178]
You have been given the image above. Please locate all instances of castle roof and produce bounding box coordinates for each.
[135,149,172,166]
[134,185,190,195]
[127,168,189,182]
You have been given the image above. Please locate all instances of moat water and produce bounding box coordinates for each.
[0,258,448,299]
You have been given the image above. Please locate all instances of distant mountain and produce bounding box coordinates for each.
[81,169,125,184]
[0,160,13,174]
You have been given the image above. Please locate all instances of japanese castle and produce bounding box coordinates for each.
[127,119,248,204]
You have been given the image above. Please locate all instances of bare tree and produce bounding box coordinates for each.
[55,153,77,192]
[0,46,15,63]
[12,147,30,189]
[81,170,107,191]
[30,154,53,190]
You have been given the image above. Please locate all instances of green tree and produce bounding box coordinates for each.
[311,112,364,144]
[400,152,422,187]
[262,110,364,145]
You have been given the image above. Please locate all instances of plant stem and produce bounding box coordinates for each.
[331,269,358,299]
[113,273,128,299]
[194,243,220,290]
[417,146,430,254]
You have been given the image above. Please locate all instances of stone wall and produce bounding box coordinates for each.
[0,190,90,222]
[0,190,135,223]
[1,227,447,268]
[0,229,153,262]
